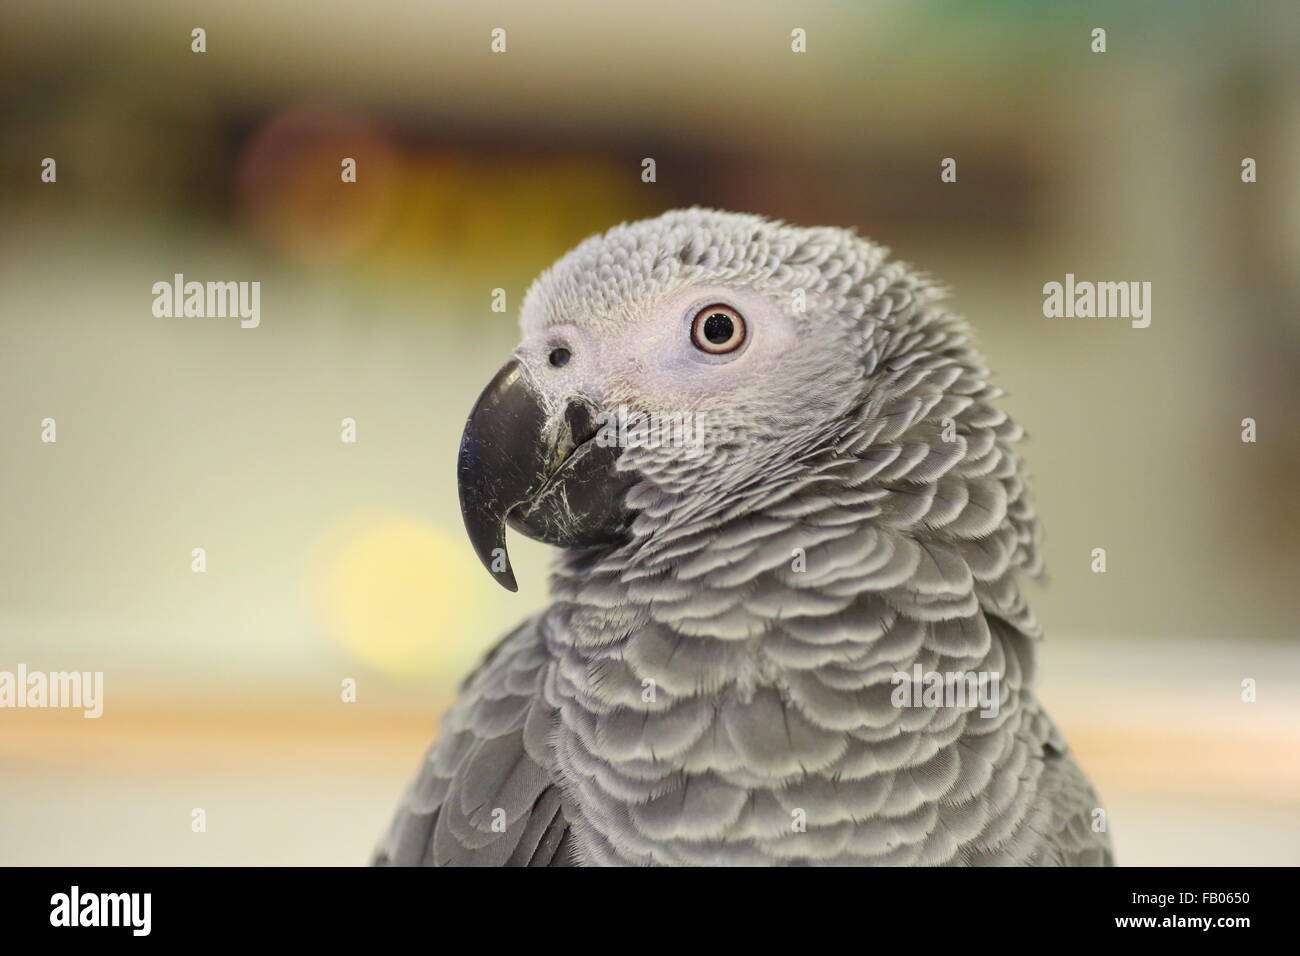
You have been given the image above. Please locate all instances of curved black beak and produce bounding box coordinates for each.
[457,359,633,590]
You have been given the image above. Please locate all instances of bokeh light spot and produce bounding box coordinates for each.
[307,511,489,680]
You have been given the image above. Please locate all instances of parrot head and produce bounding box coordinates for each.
[458,207,962,590]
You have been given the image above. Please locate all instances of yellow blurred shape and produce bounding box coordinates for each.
[307,511,488,679]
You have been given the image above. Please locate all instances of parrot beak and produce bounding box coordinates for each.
[457,359,634,591]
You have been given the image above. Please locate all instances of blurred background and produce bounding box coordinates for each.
[1,0,1297,865]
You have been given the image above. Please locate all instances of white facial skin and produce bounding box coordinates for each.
[510,277,873,511]
[526,276,869,414]
[515,283,796,411]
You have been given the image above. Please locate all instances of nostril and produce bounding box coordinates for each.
[549,347,571,368]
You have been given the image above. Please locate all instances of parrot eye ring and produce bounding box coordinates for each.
[689,303,747,355]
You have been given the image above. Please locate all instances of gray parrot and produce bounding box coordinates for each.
[374,208,1114,866]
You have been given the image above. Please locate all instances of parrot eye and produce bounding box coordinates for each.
[690,304,746,355]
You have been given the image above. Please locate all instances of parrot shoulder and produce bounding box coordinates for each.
[372,616,573,866]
